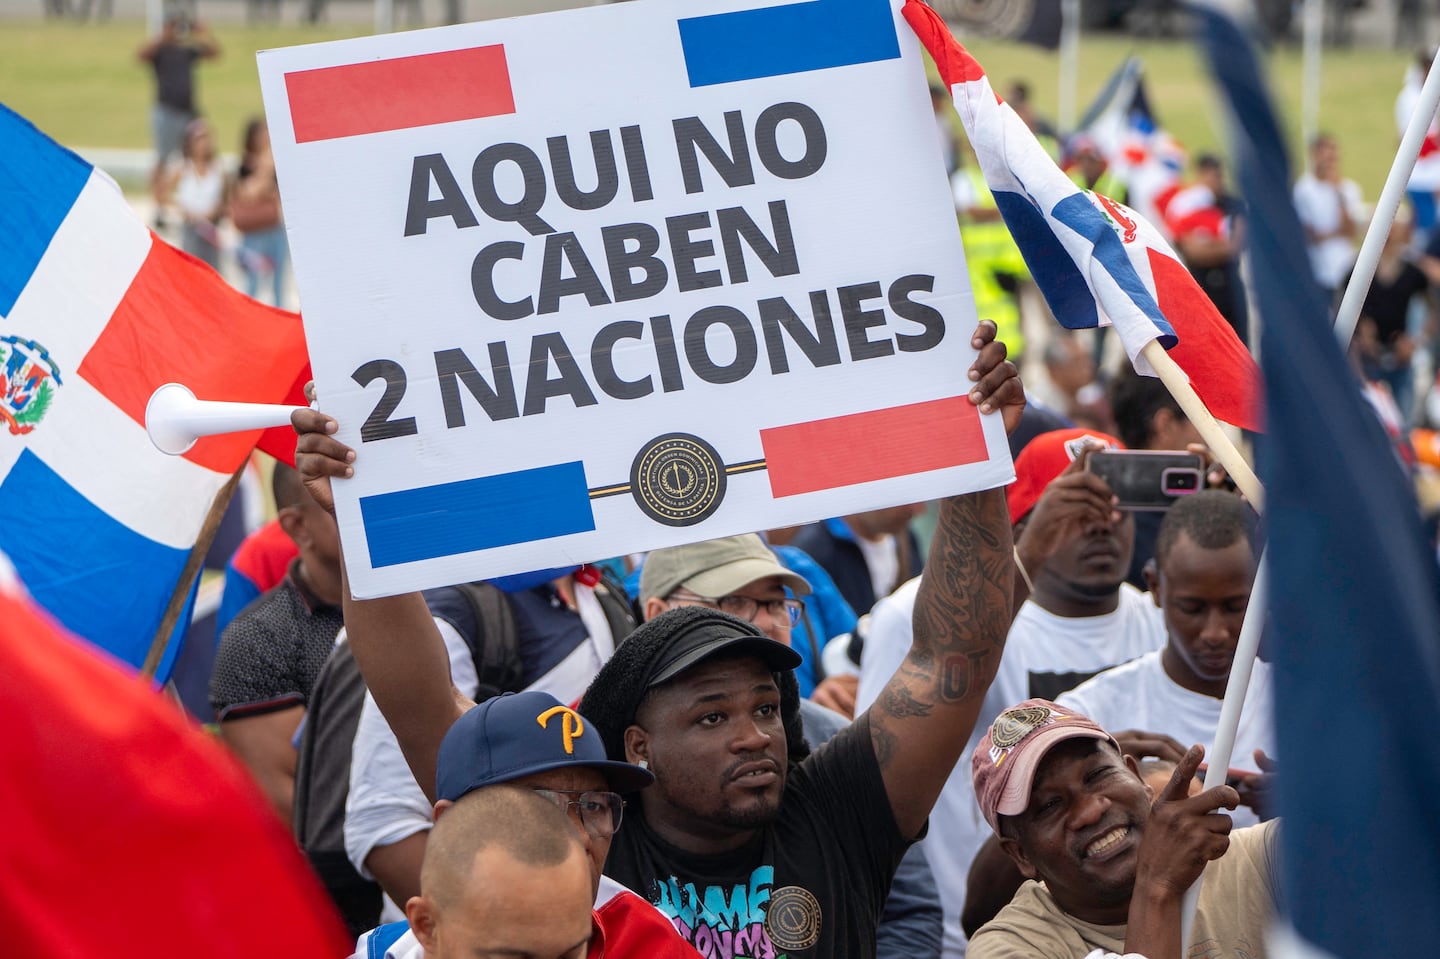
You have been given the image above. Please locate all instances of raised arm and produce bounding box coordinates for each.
[867,321,1023,838]
[294,405,473,804]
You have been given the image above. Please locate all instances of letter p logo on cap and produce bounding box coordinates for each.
[537,705,585,754]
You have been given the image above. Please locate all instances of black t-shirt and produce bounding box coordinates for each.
[604,714,910,959]
[151,44,202,113]
[208,561,344,719]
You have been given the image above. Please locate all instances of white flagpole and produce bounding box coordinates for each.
[1058,0,1081,135]
[1300,0,1323,154]
[1334,51,1440,346]
[1178,554,1269,947]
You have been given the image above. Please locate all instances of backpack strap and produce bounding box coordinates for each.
[451,581,522,701]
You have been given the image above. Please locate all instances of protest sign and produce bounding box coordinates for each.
[258,0,1013,598]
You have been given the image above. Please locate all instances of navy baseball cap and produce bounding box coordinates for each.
[436,690,655,802]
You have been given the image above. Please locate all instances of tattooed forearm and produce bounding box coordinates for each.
[877,681,934,719]
[868,486,1015,836]
[911,488,1014,704]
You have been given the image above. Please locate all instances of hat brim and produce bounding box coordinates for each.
[648,634,803,688]
[992,725,1118,822]
[682,556,812,598]
[455,756,656,800]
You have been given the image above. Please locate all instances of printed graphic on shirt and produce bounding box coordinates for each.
[652,865,820,959]
[1028,668,1105,702]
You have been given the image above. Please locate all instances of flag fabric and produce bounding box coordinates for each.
[0,104,309,676]
[903,0,1262,433]
[0,567,350,956]
[1195,7,1440,957]
[1071,57,1187,228]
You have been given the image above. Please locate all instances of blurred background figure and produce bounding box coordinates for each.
[165,116,228,269]
[1396,47,1440,248]
[1032,331,1114,435]
[137,11,218,225]
[1294,133,1365,307]
[232,117,290,306]
[1166,153,1249,346]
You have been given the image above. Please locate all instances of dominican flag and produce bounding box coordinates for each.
[1072,57,1187,230]
[903,0,1262,433]
[0,104,308,678]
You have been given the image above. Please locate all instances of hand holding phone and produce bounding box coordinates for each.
[1085,449,1204,511]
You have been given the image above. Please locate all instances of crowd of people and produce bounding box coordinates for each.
[110,15,1440,959]
[189,314,1296,959]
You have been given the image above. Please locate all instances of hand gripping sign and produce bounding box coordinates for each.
[258,0,1014,598]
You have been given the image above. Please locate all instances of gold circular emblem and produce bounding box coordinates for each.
[765,885,822,952]
[990,705,1053,750]
[629,433,727,527]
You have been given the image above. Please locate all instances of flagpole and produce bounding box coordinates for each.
[1177,551,1268,946]
[1058,0,1081,134]
[139,467,245,680]
[1138,340,1263,510]
[1300,0,1322,154]
[1334,50,1440,347]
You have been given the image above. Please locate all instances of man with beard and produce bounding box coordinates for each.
[294,321,1026,958]
[856,428,1175,957]
[966,700,1278,959]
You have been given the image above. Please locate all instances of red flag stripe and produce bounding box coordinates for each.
[1148,249,1264,431]
[285,46,515,143]
[76,239,309,474]
[761,396,988,498]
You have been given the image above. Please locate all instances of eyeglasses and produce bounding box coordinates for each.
[667,590,803,627]
[531,789,625,839]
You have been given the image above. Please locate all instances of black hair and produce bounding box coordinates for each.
[577,606,808,784]
[271,461,305,512]
[1154,489,1258,566]
[1108,365,1187,449]
[1196,152,1223,171]
[242,117,267,158]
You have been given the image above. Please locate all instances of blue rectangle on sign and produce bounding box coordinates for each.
[0,105,93,317]
[678,0,900,88]
[360,461,596,568]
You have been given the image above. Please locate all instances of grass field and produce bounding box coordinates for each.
[0,17,1415,197]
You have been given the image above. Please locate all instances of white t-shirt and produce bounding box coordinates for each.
[171,159,224,220]
[1292,173,1364,289]
[857,579,1165,959]
[855,532,901,605]
[345,587,615,884]
[344,617,478,883]
[1057,650,1275,828]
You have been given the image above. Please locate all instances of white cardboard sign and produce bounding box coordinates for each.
[259,0,1014,599]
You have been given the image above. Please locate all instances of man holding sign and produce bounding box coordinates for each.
[257,0,1015,599]
[293,319,1023,957]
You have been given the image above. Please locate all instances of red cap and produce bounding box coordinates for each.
[971,699,1120,834]
[1006,428,1123,526]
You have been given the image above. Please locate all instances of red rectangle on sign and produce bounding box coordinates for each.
[286,46,515,143]
[761,396,989,498]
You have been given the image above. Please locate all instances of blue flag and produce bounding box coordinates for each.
[1195,7,1440,957]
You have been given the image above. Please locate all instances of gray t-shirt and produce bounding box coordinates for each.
[968,821,1279,959]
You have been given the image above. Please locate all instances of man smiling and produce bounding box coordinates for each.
[966,700,1279,959]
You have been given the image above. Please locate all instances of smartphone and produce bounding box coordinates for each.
[1085,449,1204,511]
